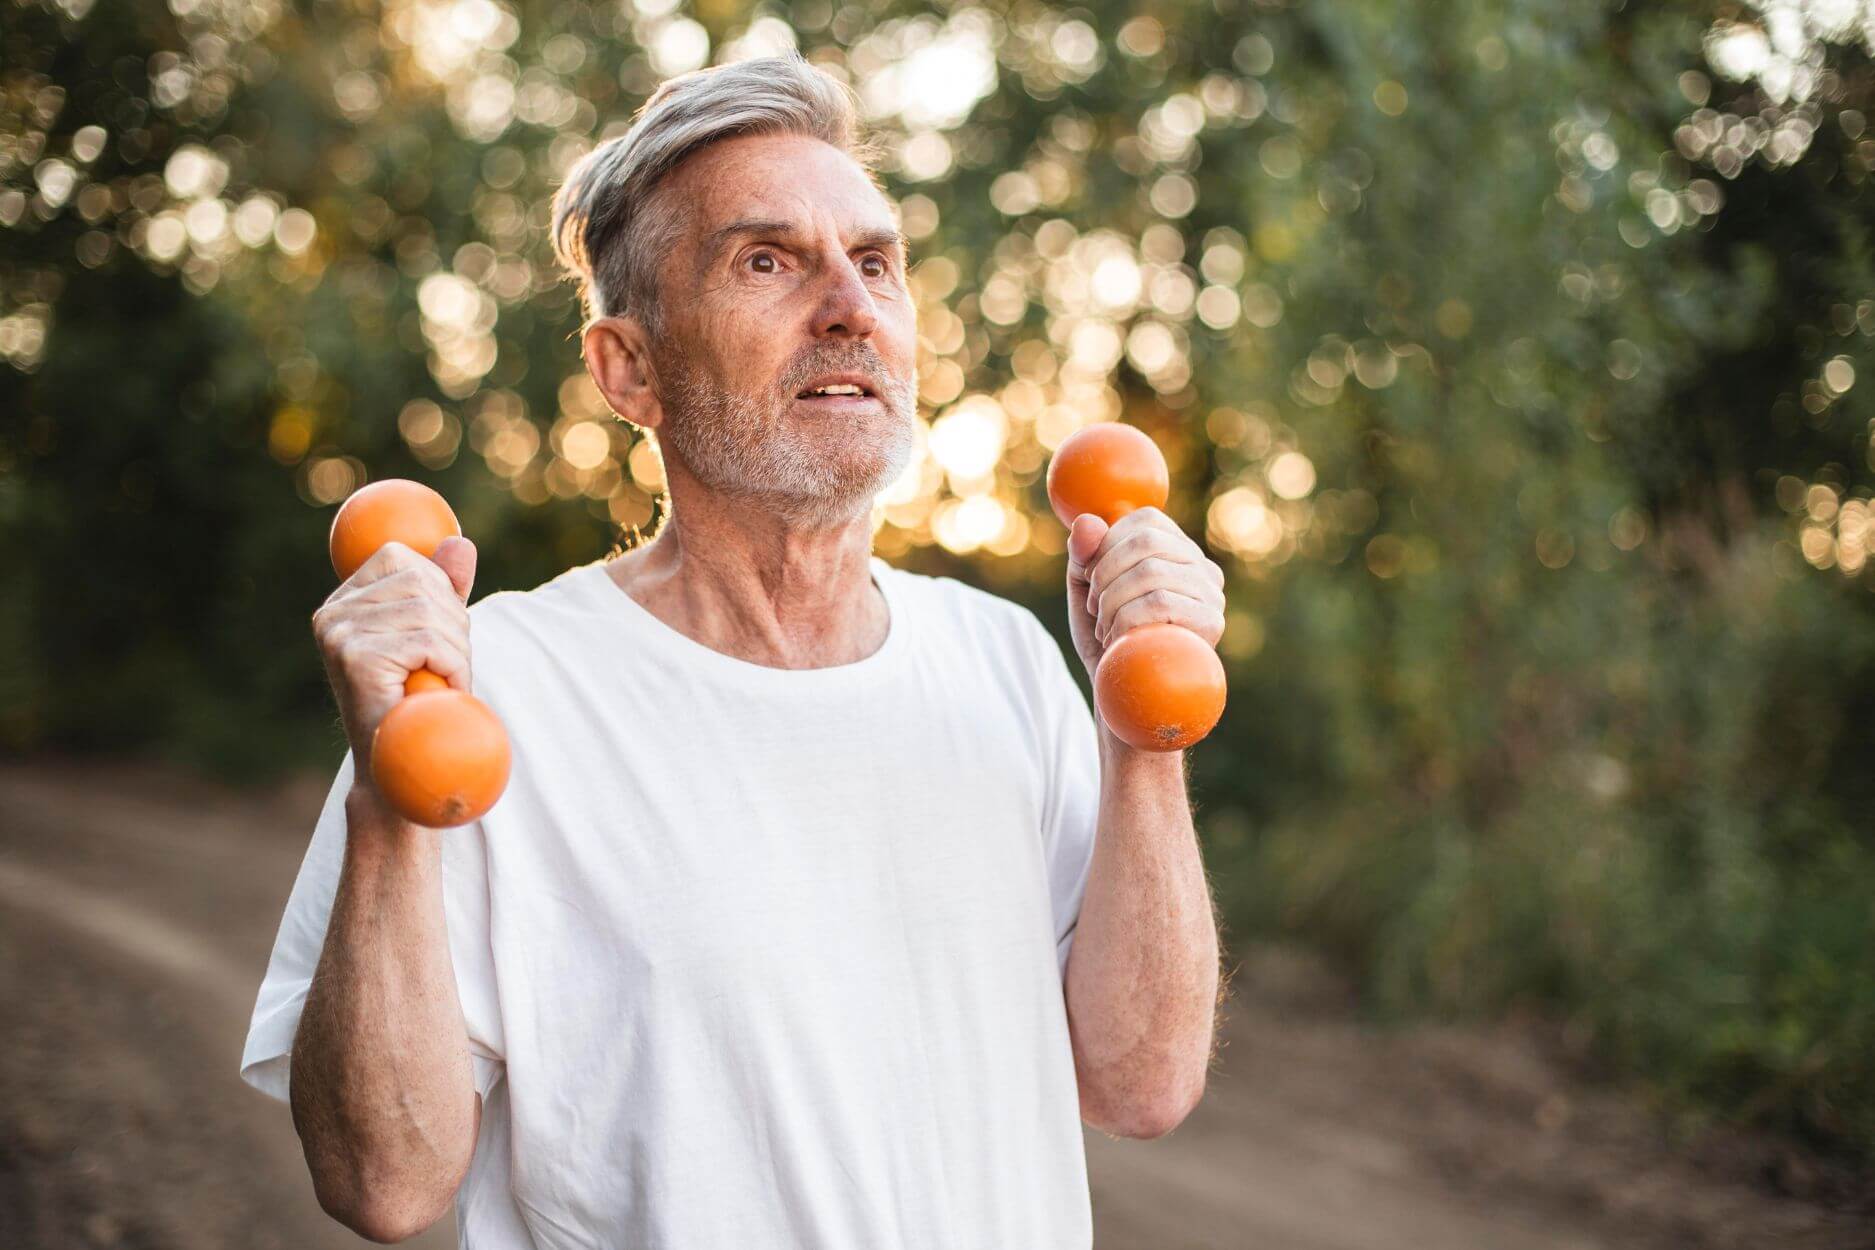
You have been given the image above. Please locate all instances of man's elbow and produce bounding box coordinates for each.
[300,1095,481,1241]
[1127,1081,1205,1140]
[307,1155,465,1245]
[321,1188,453,1245]
[1084,1076,1206,1140]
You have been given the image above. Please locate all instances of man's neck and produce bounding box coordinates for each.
[602,484,888,671]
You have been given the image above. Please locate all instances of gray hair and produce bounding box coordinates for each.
[550,52,889,334]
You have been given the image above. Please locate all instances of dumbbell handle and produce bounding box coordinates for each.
[405,667,449,697]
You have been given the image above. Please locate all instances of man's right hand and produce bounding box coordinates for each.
[312,534,477,781]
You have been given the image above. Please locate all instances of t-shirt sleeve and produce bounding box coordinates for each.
[1027,615,1102,983]
[238,748,507,1105]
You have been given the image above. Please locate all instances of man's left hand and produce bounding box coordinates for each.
[1064,508,1226,682]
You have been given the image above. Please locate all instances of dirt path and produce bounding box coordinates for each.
[1,755,1867,1249]
[0,758,456,1250]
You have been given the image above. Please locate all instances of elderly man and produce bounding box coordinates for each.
[241,51,1225,1248]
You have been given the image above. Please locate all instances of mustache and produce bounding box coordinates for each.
[786,356,897,392]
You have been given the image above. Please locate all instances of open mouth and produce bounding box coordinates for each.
[793,382,882,410]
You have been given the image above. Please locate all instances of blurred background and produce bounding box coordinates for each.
[5,0,1875,1245]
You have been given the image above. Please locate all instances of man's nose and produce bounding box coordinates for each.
[808,252,880,339]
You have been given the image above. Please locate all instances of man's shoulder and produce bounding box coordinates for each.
[877,558,1057,660]
[880,560,1086,732]
[466,560,603,641]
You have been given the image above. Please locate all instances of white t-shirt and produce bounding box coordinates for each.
[240,554,1103,1248]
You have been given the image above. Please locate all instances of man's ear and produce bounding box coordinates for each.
[582,315,663,432]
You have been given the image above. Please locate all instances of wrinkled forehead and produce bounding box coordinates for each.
[672,134,903,262]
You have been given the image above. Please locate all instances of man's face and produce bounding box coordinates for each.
[644,132,919,526]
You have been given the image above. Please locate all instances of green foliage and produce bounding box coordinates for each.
[1174,1,1875,1159]
[5,0,1875,1160]
[1229,535,1875,1153]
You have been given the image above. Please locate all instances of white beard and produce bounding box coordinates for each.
[653,343,919,528]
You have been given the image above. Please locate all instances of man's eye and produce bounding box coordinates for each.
[742,249,891,276]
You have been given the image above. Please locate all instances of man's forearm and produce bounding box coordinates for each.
[290,786,481,1242]
[1062,731,1220,1139]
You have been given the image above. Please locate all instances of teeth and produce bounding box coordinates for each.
[806,384,864,396]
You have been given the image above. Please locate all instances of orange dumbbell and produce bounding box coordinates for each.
[1047,423,1228,752]
[329,479,511,827]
